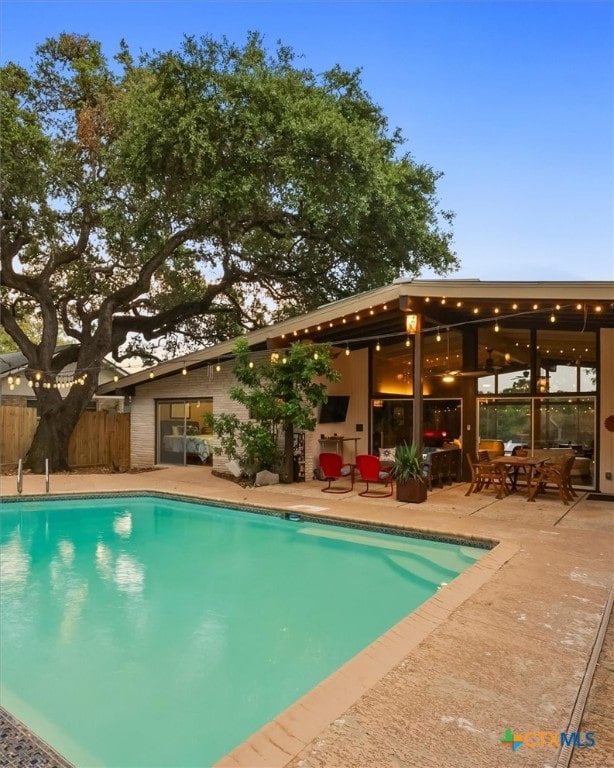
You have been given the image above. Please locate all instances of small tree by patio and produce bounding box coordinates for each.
[209,339,340,481]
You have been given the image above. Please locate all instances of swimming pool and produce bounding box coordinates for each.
[0,494,487,767]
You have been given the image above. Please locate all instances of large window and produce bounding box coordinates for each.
[478,399,531,447]
[372,341,414,396]
[371,329,464,397]
[156,399,213,465]
[372,398,461,451]
[534,397,595,452]
[477,396,596,486]
[536,330,596,393]
[477,328,531,395]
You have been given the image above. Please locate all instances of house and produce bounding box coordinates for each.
[0,348,127,412]
[97,279,614,494]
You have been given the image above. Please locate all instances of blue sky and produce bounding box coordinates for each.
[2,0,612,281]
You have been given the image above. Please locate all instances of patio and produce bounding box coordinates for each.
[1,469,612,767]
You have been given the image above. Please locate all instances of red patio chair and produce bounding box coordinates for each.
[355,454,394,498]
[318,452,354,493]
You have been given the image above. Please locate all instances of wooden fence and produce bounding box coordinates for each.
[0,406,37,467]
[0,406,131,468]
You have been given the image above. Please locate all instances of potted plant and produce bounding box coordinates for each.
[393,442,427,503]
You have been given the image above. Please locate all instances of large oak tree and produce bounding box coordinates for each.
[1,33,456,472]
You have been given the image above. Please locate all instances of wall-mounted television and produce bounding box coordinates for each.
[319,395,350,424]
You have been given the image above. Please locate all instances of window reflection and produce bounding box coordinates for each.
[535,397,595,452]
[478,399,531,449]
[536,330,596,393]
[372,341,413,395]
[477,396,596,486]
[372,399,461,451]
[477,329,531,395]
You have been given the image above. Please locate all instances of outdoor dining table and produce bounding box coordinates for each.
[491,455,547,496]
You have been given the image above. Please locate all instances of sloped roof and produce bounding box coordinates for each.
[97,278,614,395]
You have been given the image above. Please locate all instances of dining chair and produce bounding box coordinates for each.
[510,446,530,488]
[466,453,508,498]
[528,454,576,504]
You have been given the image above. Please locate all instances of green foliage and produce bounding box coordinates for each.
[393,442,425,483]
[209,338,341,479]
[205,412,281,479]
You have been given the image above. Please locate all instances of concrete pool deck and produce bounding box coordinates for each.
[1,468,612,767]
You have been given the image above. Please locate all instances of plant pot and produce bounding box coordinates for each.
[396,478,427,503]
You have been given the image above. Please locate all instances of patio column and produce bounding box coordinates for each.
[412,314,423,450]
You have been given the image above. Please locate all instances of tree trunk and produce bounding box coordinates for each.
[24,385,94,473]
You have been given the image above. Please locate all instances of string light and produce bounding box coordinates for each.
[182,367,187,376]
[6,299,603,393]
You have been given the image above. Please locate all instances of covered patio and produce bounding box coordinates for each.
[2,468,612,767]
[97,278,614,498]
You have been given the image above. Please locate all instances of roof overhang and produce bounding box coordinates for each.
[97,279,614,394]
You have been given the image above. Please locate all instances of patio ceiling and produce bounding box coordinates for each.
[97,279,613,393]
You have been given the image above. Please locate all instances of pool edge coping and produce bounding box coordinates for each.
[212,538,518,768]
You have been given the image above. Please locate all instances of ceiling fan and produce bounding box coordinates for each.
[449,348,505,378]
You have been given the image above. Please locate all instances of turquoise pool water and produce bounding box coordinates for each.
[0,495,486,767]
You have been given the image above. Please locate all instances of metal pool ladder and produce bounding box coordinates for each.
[16,458,50,493]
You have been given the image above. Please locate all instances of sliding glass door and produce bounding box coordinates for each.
[156,399,213,466]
